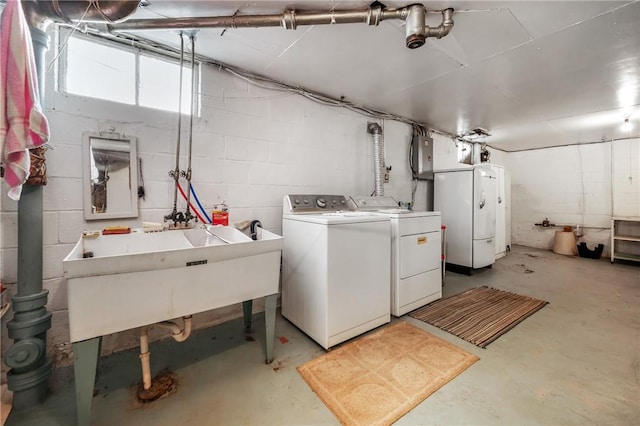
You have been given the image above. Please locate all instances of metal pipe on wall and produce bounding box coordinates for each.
[107,4,455,50]
[3,9,52,409]
[2,0,140,409]
[29,0,138,24]
[112,6,390,31]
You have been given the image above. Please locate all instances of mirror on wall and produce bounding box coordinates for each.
[83,132,138,220]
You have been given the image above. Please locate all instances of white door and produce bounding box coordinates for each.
[493,165,506,258]
[505,170,512,249]
[434,170,473,267]
[473,167,496,240]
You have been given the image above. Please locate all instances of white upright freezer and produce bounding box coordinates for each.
[434,165,497,273]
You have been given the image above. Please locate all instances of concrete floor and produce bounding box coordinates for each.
[5,245,640,425]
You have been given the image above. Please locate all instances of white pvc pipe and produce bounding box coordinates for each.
[139,327,152,390]
[138,316,193,390]
[157,316,193,342]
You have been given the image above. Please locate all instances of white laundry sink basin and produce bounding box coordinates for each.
[63,226,283,343]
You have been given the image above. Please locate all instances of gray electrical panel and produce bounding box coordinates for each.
[411,134,434,180]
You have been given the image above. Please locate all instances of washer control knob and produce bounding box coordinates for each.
[294,198,300,204]
[340,199,346,205]
[303,198,309,204]
[316,198,326,208]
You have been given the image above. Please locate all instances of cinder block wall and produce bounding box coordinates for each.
[0,45,463,372]
[506,140,640,253]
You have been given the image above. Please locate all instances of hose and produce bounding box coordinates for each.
[189,185,213,224]
[176,183,208,224]
[250,220,262,240]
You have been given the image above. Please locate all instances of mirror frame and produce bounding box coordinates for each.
[83,132,138,220]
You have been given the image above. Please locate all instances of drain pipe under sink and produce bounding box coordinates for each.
[139,315,192,390]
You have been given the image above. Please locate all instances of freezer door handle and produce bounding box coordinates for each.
[498,196,502,204]
[479,191,486,209]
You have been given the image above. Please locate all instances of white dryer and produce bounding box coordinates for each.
[349,196,442,317]
[282,194,390,349]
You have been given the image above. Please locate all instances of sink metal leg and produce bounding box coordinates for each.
[264,293,277,364]
[73,337,101,426]
[242,299,253,333]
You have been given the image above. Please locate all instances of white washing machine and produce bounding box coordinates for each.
[282,194,390,349]
[349,196,442,317]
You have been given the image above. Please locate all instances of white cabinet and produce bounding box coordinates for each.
[491,164,510,259]
[611,217,640,263]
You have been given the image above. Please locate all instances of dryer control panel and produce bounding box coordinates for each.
[285,194,348,213]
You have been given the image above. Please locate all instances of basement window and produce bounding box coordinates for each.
[58,30,198,114]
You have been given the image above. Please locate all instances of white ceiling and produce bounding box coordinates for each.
[117,0,639,151]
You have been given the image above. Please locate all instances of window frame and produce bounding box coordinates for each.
[57,27,200,115]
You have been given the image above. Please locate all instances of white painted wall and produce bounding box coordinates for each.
[612,139,640,217]
[506,141,640,254]
[0,44,464,368]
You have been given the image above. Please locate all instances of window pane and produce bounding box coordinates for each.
[139,56,193,114]
[66,37,136,104]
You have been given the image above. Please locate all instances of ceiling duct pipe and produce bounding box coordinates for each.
[25,0,139,26]
[368,122,385,197]
[108,4,455,48]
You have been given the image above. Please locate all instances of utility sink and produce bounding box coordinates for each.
[63,226,282,343]
[64,226,283,425]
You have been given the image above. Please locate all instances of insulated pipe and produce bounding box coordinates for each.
[368,122,385,197]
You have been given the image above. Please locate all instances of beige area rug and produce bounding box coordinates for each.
[410,286,549,348]
[297,321,479,426]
